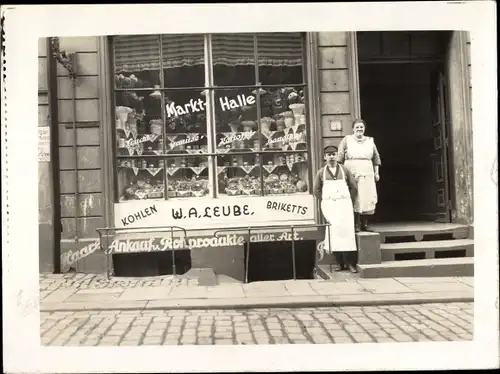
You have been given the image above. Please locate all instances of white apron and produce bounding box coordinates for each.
[320,166,357,253]
[343,137,378,214]
[345,159,378,214]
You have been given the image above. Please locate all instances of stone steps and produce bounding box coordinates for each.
[357,257,474,278]
[381,239,474,261]
[371,222,471,243]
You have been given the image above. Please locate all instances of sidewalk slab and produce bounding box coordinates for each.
[39,276,475,312]
[42,288,78,303]
[393,277,460,284]
[119,286,171,301]
[41,300,148,312]
[67,292,123,302]
[76,288,126,294]
[40,290,473,312]
[311,282,368,296]
[400,282,471,293]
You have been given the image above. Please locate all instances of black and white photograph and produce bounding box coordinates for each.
[2,2,498,373]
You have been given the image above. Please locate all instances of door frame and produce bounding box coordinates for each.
[443,31,474,224]
[352,31,473,223]
[432,68,453,222]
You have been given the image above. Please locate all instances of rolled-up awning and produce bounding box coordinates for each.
[113,33,304,72]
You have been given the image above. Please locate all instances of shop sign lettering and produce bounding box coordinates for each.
[171,204,254,220]
[165,94,256,118]
[125,134,157,147]
[219,94,255,112]
[218,131,256,147]
[108,231,304,254]
[169,134,201,149]
[61,240,101,270]
[166,99,206,118]
[266,200,308,216]
[114,195,315,230]
[121,204,158,226]
[266,133,301,146]
[59,230,312,269]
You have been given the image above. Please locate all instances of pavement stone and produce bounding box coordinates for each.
[40,302,474,346]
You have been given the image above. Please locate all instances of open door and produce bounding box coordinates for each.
[430,70,451,222]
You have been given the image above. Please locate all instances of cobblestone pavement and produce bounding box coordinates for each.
[40,302,473,346]
[39,273,197,294]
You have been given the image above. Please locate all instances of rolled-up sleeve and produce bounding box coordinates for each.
[336,137,347,164]
[313,169,323,200]
[372,142,382,166]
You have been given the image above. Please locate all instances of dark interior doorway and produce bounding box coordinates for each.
[244,240,316,282]
[359,63,446,222]
[356,31,453,223]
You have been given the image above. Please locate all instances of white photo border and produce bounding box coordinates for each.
[2,2,498,372]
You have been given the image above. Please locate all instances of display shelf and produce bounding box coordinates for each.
[149,149,209,155]
[118,164,209,176]
[262,160,307,173]
[166,166,208,176]
[118,165,164,176]
[217,165,259,175]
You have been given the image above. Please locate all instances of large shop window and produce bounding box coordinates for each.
[112,33,310,202]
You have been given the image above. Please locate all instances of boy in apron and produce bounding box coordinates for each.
[313,145,358,273]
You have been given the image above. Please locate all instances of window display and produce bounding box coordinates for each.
[112,33,309,202]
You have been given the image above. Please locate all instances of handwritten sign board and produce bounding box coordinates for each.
[38,127,50,162]
[60,228,321,270]
[114,195,315,230]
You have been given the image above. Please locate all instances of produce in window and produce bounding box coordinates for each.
[275,117,286,132]
[177,181,192,197]
[260,117,274,132]
[229,121,240,133]
[296,179,308,192]
[241,120,256,132]
[279,173,289,182]
[191,180,206,197]
[116,106,134,130]
[149,119,163,135]
[272,89,286,115]
[283,181,297,194]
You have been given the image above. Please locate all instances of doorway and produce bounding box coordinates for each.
[358,62,452,222]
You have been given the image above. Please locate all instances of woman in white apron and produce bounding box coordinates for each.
[313,145,358,273]
[337,119,382,232]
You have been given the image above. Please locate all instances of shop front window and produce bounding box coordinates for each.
[112,33,309,202]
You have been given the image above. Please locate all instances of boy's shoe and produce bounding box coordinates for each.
[348,264,358,273]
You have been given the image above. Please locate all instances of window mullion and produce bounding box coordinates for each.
[254,34,265,198]
[158,34,168,201]
[204,33,217,198]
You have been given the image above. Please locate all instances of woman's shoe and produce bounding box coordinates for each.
[361,215,373,232]
[354,213,361,232]
[348,264,358,273]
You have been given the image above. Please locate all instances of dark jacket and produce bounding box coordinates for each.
[313,164,357,203]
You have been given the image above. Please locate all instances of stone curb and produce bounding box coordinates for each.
[40,292,473,312]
